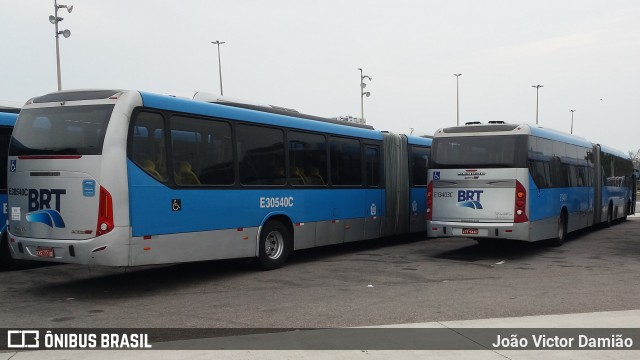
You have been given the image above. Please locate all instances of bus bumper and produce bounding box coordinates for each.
[6,227,130,266]
[427,221,531,241]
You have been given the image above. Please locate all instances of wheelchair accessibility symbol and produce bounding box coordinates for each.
[172,199,181,212]
[10,160,16,172]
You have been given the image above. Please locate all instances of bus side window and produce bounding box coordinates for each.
[170,115,234,186]
[130,111,167,181]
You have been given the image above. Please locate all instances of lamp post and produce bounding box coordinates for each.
[358,68,372,121]
[49,0,73,91]
[531,84,543,124]
[570,109,576,134]
[454,74,462,125]
[211,40,226,96]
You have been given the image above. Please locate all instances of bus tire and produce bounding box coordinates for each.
[551,211,567,247]
[0,232,30,270]
[605,203,613,228]
[257,221,291,270]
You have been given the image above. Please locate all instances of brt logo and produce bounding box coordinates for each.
[457,190,484,210]
[25,189,67,228]
[28,189,66,212]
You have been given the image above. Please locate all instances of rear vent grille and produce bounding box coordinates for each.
[30,172,61,177]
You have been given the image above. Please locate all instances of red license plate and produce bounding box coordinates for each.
[462,228,479,235]
[35,247,54,258]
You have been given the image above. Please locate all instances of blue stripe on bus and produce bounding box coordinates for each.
[0,112,17,127]
[527,174,593,222]
[407,136,432,147]
[127,160,385,236]
[410,187,427,213]
[139,92,384,141]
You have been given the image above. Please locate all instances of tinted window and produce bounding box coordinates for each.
[330,137,361,185]
[130,111,168,181]
[170,115,234,186]
[528,136,594,189]
[432,135,527,168]
[9,105,114,156]
[237,124,285,185]
[365,146,380,187]
[410,146,430,186]
[288,131,327,186]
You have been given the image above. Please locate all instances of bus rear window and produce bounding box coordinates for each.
[9,105,114,156]
[432,135,528,168]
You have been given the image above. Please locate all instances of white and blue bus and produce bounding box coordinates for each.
[7,89,431,269]
[0,105,19,268]
[427,123,635,245]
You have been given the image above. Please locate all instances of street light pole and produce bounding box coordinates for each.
[454,74,462,126]
[211,40,226,96]
[358,68,372,121]
[50,0,73,91]
[532,85,543,124]
[570,109,576,134]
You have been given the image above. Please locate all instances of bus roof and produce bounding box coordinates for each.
[140,91,385,141]
[598,144,631,160]
[435,123,592,148]
[406,134,432,146]
[0,111,18,127]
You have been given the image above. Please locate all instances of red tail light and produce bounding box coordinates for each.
[514,180,528,223]
[426,181,433,220]
[96,186,114,236]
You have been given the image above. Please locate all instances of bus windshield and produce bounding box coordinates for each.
[9,105,114,156]
[432,135,528,168]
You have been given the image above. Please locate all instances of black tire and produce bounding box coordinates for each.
[550,212,567,247]
[0,232,30,270]
[257,221,291,270]
[605,204,613,228]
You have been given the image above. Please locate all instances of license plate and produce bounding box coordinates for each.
[462,228,479,235]
[35,246,54,258]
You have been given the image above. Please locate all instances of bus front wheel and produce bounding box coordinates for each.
[257,221,291,270]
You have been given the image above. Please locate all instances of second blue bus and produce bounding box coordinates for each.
[427,122,635,245]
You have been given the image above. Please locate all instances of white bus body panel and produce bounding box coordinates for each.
[427,168,532,241]
[7,91,142,265]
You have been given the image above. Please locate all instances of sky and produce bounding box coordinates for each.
[2,0,639,153]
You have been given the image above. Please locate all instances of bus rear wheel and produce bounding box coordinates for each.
[0,233,32,270]
[551,212,567,247]
[257,221,291,270]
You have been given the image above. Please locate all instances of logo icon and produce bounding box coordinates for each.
[26,209,66,228]
[10,160,16,172]
[370,203,377,216]
[457,201,484,209]
[7,330,40,348]
[457,190,484,210]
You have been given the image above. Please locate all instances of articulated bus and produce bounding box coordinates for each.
[0,106,19,268]
[427,123,635,245]
[7,89,431,269]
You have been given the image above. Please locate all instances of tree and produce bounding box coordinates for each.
[629,149,640,170]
